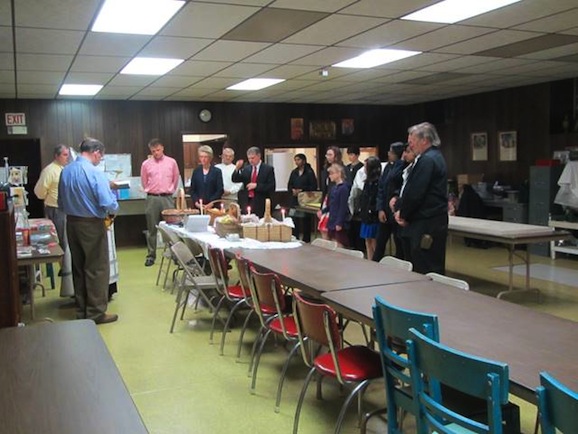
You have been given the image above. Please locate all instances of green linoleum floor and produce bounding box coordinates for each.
[28,237,578,434]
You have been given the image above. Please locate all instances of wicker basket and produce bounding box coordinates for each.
[215,218,242,238]
[161,208,199,225]
[243,223,292,242]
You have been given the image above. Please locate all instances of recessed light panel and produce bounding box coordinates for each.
[121,57,184,75]
[401,0,522,24]
[59,84,103,96]
[333,49,421,69]
[227,78,285,91]
[92,0,185,35]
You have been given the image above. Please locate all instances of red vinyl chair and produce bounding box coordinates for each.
[248,266,301,412]
[292,290,382,434]
[207,247,250,354]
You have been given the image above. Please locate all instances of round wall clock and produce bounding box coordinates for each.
[199,109,212,123]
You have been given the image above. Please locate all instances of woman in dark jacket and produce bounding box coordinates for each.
[358,156,381,260]
[287,154,318,242]
[326,163,351,247]
[188,145,224,210]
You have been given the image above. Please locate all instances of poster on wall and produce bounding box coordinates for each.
[309,121,336,140]
[471,132,488,161]
[341,118,354,136]
[290,118,304,140]
[498,131,517,161]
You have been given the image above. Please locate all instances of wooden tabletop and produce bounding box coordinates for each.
[232,244,430,296]
[322,281,578,403]
[0,320,147,434]
[17,244,64,266]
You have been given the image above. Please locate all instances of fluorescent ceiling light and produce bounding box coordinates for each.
[227,78,285,91]
[92,0,185,35]
[333,49,421,69]
[121,57,184,75]
[401,0,522,24]
[59,84,103,96]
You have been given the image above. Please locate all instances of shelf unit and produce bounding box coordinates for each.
[548,219,578,259]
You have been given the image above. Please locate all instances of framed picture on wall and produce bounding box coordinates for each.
[290,118,304,140]
[310,121,336,140]
[498,131,517,161]
[471,132,488,161]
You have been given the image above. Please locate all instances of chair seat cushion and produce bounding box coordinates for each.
[226,284,250,299]
[269,315,298,337]
[315,346,382,382]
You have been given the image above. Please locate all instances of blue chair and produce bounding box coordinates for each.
[537,372,578,434]
[407,327,510,434]
[371,295,439,434]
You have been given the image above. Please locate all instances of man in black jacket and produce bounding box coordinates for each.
[394,122,448,274]
[232,146,276,217]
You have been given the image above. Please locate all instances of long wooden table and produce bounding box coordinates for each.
[232,244,430,296]
[322,280,578,403]
[448,216,571,298]
[0,320,148,434]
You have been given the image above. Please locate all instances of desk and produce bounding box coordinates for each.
[448,216,571,299]
[232,244,430,296]
[322,281,578,404]
[0,320,147,434]
[17,244,64,320]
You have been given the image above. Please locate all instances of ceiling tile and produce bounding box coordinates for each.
[107,75,158,87]
[64,72,114,85]
[268,0,357,13]
[337,19,442,49]
[0,0,11,26]
[16,28,84,54]
[519,41,578,61]
[283,14,387,45]
[418,55,496,72]
[149,75,202,88]
[213,63,276,78]
[192,40,271,62]
[70,55,130,73]
[222,8,328,43]
[171,60,232,76]
[476,34,578,57]
[96,86,142,98]
[17,54,73,71]
[0,26,13,51]
[14,0,100,30]
[78,33,150,57]
[189,77,239,89]
[291,46,360,66]
[254,64,318,79]
[139,36,213,59]
[399,25,497,52]
[132,87,179,98]
[340,0,439,19]
[0,53,14,70]
[243,43,323,64]
[514,8,578,33]
[17,83,58,93]
[17,70,65,84]
[161,3,260,39]
[0,70,15,83]
[195,0,271,5]
[438,30,538,55]
[457,58,540,74]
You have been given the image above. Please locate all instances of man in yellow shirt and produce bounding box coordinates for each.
[34,144,70,249]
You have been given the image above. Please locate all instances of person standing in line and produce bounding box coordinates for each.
[58,138,119,324]
[318,146,343,239]
[345,145,365,252]
[372,142,405,261]
[345,145,364,185]
[188,145,223,210]
[141,138,181,267]
[287,153,317,242]
[394,122,448,274]
[326,163,351,247]
[358,156,381,260]
[215,147,243,202]
[34,144,70,251]
[232,146,275,218]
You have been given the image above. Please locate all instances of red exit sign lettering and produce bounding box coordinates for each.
[5,113,26,126]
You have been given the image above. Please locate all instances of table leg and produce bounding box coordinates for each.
[497,245,540,301]
[27,265,35,320]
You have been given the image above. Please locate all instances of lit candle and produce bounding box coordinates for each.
[281,208,285,221]
[199,199,203,215]
[221,203,225,212]
[247,206,251,215]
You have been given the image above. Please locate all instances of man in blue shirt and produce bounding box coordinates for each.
[58,138,119,324]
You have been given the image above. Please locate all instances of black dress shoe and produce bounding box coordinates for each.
[145,257,155,267]
[94,313,118,324]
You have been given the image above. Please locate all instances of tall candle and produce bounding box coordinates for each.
[221,203,225,212]
[281,208,285,220]
[199,199,203,215]
[247,206,251,215]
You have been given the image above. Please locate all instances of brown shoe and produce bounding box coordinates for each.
[94,313,118,324]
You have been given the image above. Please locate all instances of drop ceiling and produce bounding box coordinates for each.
[1,0,578,105]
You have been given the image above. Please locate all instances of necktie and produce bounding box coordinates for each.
[249,165,257,198]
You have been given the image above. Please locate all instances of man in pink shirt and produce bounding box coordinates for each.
[141,138,181,267]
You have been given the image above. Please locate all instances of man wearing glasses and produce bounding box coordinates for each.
[59,138,119,324]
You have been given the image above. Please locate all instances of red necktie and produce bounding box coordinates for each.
[249,165,257,198]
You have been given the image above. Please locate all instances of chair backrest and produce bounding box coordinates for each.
[407,328,509,434]
[537,372,578,434]
[170,241,207,283]
[158,224,180,245]
[180,236,204,258]
[335,247,364,258]
[311,238,338,250]
[379,255,413,271]
[372,295,439,432]
[249,266,292,339]
[207,247,229,284]
[293,291,345,382]
[235,256,253,303]
[426,272,470,291]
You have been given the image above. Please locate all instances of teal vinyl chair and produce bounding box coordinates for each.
[536,372,578,434]
[370,295,439,434]
[407,328,510,434]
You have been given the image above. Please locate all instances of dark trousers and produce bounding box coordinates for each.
[67,216,109,321]
[372,220,403,261]
[44,205,67,251]
[293,214,312,243]
[145,195,174,259]
[399,214,448,274]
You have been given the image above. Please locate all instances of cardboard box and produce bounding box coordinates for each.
[457,174,484,191]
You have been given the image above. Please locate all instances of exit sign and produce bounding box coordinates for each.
[5,113,26,126]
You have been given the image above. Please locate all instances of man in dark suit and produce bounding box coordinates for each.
[394,122,448,274]
[232,146,276,217]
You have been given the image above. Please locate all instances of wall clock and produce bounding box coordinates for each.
[199,109,212,123]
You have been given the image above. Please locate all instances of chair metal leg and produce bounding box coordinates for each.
[250,329,272,394]
[293,368,317,434]
[179,289,189,320]
[236,309,255,361]
[334,381,369,434]
[361,407,387,434]
[275,340,301,413]
[156,251,166,286]
[170,285,185,333]
[248,326,266,376]
[162,260,172,290]
[219,300,246,356]
[209,296,226,343]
